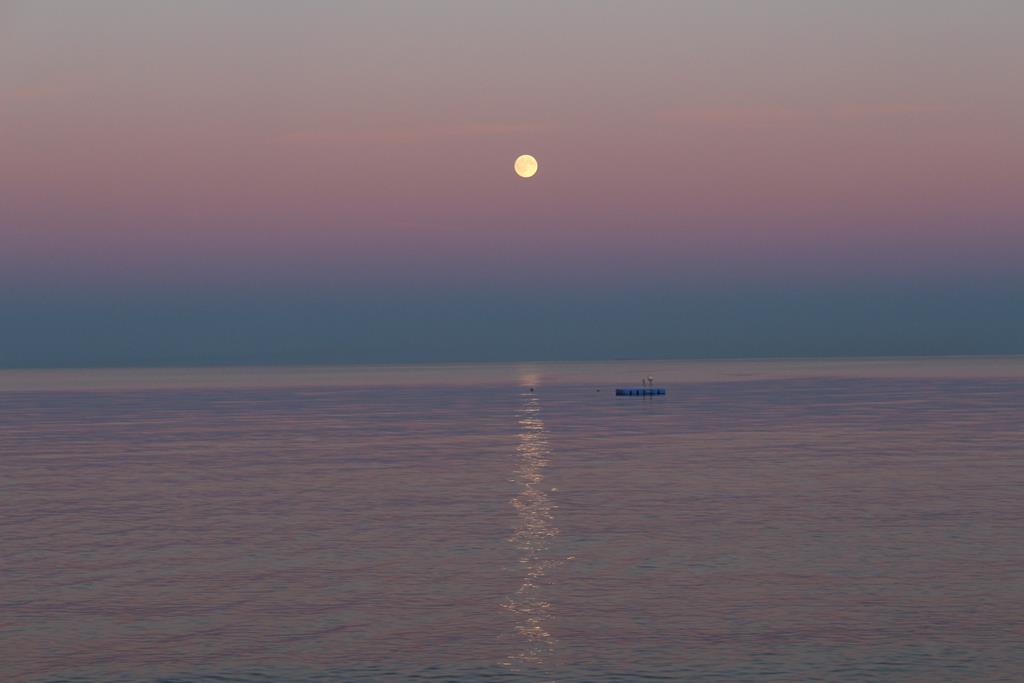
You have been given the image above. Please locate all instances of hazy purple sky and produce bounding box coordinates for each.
[2,2,1022,366]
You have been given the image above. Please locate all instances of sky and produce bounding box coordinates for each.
[2,1,1023,367]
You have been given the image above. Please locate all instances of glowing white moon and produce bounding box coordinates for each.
[514,154,538,178]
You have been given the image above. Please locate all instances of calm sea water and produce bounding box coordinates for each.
[3,358,1024,682]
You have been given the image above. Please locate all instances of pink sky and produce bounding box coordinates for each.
[2,2,1023,290]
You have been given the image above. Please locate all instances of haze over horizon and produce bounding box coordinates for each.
[2,2,1022,367]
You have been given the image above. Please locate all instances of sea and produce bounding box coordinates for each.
[3,358,1024,682]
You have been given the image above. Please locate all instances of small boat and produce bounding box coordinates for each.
[615,387,665,396]
[616,376,665,396]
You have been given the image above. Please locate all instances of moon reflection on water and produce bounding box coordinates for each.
[502,381,568,672]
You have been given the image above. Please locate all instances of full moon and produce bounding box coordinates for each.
[514,154,538,178]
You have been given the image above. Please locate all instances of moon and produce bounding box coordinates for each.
[514,154,538,178]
